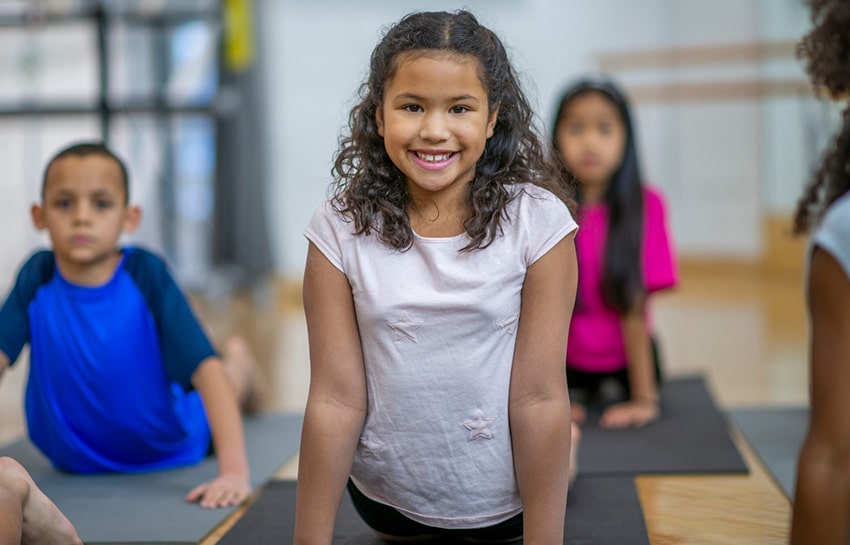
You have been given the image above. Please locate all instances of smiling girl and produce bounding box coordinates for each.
[296,10,580,545]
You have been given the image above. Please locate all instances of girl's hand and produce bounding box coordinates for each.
[599,399,659,429]
[186,473,251,509]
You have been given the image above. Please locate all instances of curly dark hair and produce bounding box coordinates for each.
[331,10,576,251]
[793,0,850,234]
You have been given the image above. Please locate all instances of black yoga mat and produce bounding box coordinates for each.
[577,376,748,476]
[218,477,649,545]
[727,406,808,498]
[0,411,303,544]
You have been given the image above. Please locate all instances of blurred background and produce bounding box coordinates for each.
[0,0,832,443]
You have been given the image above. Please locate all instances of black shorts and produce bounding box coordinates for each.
[566,336,663,405]
[346,479,523,542]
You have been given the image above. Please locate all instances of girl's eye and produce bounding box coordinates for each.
[450,105,469,114]
[404,104,423,113]
[567,123,583,135]
[54,199,72,209]
[598,122,615,135]
[95,199,114,210]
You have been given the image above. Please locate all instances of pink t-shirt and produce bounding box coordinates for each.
[567,186,677,373]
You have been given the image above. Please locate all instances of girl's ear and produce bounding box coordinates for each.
[31,204,46,231]
[123,205,142,234]
[376,105,385,137]
[486,106,499,139]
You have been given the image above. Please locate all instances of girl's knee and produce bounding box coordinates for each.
[0,456,29,498]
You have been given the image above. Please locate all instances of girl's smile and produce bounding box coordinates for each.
[409,150,458,170]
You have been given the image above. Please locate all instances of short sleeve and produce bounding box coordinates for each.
[812,192,850,279]
[304,200,349,273]
[520,186,579,265]
[642,187,677,293]
[124,248,217,390]
[0,251,55,365]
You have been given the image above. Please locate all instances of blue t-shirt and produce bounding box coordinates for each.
[0,247,214,473]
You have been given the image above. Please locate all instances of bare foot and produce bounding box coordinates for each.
[222,335,267,414]
[569,422,581,486]
[0,457,82,545]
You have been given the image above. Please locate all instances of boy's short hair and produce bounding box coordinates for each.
[42,141,130,204]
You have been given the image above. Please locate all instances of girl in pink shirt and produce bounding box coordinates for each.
[552,77,677,429]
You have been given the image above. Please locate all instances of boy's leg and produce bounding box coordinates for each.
[0,457,81,545]
[220,335,267,414]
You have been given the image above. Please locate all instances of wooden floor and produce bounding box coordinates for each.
[0,262,807,543]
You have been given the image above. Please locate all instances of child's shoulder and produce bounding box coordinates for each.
[14,249,57,284]
[122,245,167,267]
[121,245,175,281]
[509,183,575,228]
[511,182,566,208]
[819,191,850,238]
[641,185,670,217]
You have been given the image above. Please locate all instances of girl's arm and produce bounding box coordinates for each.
[510,234,577,545]
[187,356,251,508]
[599,298,660,429]
[790,246,850,545]
[294,243,367,545]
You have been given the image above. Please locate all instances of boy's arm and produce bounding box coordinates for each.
[510,234,576,545]
[790,247,850,545]
[186,356,251,509]
[294,243,367,545]
[600,301,660,429]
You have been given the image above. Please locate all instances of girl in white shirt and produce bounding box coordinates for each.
[296,9,579,545]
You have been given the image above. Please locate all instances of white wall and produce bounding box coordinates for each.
[258,0,677,277]
[0,0,820,289]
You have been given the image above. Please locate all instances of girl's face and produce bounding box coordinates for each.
[556,91,626,195]
[376,52,498,205]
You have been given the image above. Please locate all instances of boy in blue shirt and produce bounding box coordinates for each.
[0,141,265,543]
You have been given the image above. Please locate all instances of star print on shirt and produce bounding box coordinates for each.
[387,311,423,342]
[463,410,495,441]
[359,432,385,461]
[496,313,519,335]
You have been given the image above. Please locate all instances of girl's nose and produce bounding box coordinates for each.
[419,111,450,142]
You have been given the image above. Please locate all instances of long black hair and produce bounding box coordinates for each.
[551,78,644,313]
[794,0,850,234]
[331,10,576,252]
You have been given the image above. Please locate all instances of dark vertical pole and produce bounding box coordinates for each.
[94,1,110,142]
[153,18,176,262]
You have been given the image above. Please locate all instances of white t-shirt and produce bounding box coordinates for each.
[812,191,850,279]
[304,183,577,529]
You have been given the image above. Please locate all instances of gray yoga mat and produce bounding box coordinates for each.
[727,406,808,498]
[218,477,650,545]
[577,376,748,476]
[0,411,303,544]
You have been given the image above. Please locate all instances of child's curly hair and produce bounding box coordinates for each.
[793,0,850,234]
[331,10,576,251]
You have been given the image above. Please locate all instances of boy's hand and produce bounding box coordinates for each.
[599,399,659,429]
[186,473,251,509]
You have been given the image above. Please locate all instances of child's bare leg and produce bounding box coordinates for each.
[0,457,81,545]
[220,335,266,414]
[0,469,23,545]
[569,421,581,486]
